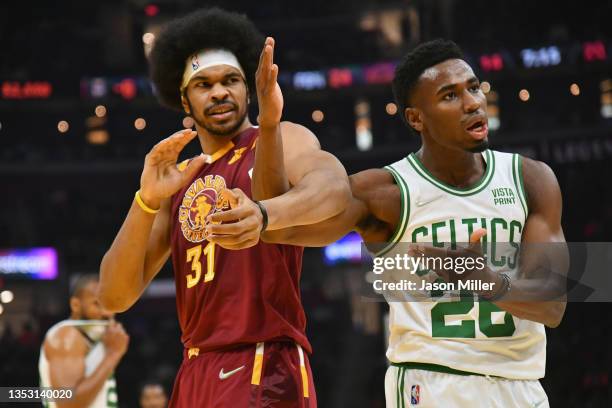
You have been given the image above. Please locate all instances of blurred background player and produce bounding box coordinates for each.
[139,380,168,408]
[38,275,129,408]
[98,7,349,408]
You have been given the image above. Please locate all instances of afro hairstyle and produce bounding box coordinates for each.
[149,8,264,111]
[392,39,465,127]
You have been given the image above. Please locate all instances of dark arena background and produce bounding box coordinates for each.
[1,1,611,407]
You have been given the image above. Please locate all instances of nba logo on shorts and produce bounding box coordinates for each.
[410,384,420,405]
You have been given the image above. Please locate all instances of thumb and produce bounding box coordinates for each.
[219,188,243,209]
[469,228,487,250]
[181,154,207,185]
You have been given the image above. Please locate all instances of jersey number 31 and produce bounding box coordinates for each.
[185,243,216,288]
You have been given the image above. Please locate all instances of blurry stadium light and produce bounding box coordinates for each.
[95,105,107,118]
[570,83,580,96]
[600,79,612,119]
[355,99,373,151]
[479,54,504,72]
[143,32,156,58]
[385,102,398,115]
[0,121,2,131]
[87,130,109,145]
[0,290,13,304]
[486,91,501,131]
[135,118,147,130]
[521,46,561,68]
[312,110,324,123]
[182,117,195,129]
[142,32,155,45]
[481,81,491,94]
[144,4,159,17]
[57,120,69,133]
[583,41,607,62]
[519,89,530,102]
[0,304,3,315]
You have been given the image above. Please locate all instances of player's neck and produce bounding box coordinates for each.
[196,119,252,154]
[417,141,486,189]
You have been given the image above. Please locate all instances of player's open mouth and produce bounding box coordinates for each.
[465,120,488,140]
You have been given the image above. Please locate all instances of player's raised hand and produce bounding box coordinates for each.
[204,188,263,250]
[139,129,207,208]
[256,37,283,129]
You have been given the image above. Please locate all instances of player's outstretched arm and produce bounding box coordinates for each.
[44,322,129,408]
[258,169,401,246]
[99,130,207,312]
[252,36,351,228]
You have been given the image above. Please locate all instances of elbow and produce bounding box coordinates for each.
[544,302,566,328]
[325,178,352,214]
[97,290,133,313]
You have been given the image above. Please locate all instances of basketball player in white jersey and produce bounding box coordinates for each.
[39,275,129,408]
[209,39,567,407]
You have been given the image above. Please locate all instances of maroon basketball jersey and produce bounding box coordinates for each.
[170,127,310,353]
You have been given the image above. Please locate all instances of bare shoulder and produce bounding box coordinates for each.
[350,168,398,198]
[279,121,320,148]
[521,156,562,212]
[350,168,401,239]
[44,325,87,357]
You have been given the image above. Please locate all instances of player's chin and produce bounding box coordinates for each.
[466,138,489,153]
[205,120,239,137]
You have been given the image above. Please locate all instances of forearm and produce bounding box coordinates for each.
[261,168,350,231]
[252,124,290,200]
[493,300,566,328]
[99,200,157,312]
[56,353,122,408]
[485,274,566,327]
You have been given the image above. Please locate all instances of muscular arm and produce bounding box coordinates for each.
[99,130,204,312]
[44,327,121,408]
[253,121,351,230]
[99,198,171,312]
[493,157,567,328]
[262,168,400,246]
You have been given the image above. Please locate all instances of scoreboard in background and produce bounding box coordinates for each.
[0,248,58,280]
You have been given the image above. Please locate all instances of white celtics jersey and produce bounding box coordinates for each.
[39,320,118,408]
[378,149,546,380]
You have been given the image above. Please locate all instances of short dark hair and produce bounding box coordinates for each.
[70,274,98,298]
[392,39,464,124]
[149,8,264,111]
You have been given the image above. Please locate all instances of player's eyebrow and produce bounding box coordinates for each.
[436,76,480,95]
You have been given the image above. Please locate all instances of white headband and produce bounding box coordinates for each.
[180,49,246,91]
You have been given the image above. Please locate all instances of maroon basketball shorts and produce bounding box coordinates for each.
[169,341,317,407]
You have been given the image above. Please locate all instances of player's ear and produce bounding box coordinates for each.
[69,296,81,316]
[405,107,423,133]
[181,93,190,115]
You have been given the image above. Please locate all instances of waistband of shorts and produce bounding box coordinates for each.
[184,340,306,360]
[390,362,502,378]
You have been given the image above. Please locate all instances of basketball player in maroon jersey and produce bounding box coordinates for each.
[98,8,350,408]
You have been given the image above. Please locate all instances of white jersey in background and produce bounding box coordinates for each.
[39,320,118,408]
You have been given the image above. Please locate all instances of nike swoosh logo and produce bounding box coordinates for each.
[219,365,245,380]
[248,168,253,179]
[532,399,547,408]
[416,195,443,207]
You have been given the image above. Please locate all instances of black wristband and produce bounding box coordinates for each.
[254,201,268,232]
